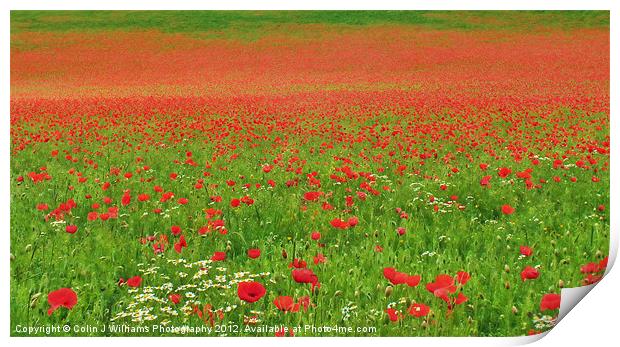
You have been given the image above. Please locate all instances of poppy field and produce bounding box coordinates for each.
[9,11,610,337]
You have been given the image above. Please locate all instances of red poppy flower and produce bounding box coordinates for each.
[87,211,99,221]
[247,248,261,259]
[126,276,142,287]
[47,288,77,315]
[211,251,226,261]
[291,268,320,291]
[138,193,150,202]
[288,258,307,268]
[153,243,165,254]
[455,292,468,305]
[121,191,131,206]
[480,175,492,186]
[426,274,456,292]
[65,225,78,234]
[240,196,254,205]
[408,303,430,317]
[237,281,266,303]
[311,231,321,240]
[174,235,187,253]
[345,196,354,207]
[168,293,181,304]
[383,267,420,287]
[426,274,457,303]
[583,273,603,285]
[501,204,515,215]
[456,271,470,285]
[599,257,609,270]
[313,253,327,265]
[383,267,407,285]
[99,213,110,221]
[498,167,512,178]
[520,246,533,257]
[297,296,311,312]
[274,327,294,337]
[330,218,349,229]
[385,308,401,322]
[108,207,119,219]
[273,296,298,312]
[580,262,600,273]
[521,266,540,281]
[406,275,422,287]
[303,191,323,201]
[171,225,182,236]
[540,293,561,311]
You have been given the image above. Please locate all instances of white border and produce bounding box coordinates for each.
[2,1,617,346]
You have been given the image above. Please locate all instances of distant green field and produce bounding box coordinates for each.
[11,10,610,34]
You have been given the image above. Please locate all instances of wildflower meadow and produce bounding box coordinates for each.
[9,11,610,337]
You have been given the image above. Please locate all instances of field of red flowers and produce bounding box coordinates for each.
[10,11,610,336]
